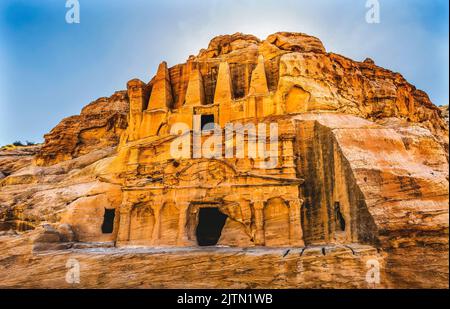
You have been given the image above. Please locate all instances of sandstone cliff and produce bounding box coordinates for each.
[0,32,448,288]
[34,91,128,166]
[33,32,448,167]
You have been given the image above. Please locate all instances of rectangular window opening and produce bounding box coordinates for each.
[200,114,215,131]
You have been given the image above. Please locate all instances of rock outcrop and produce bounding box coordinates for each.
[0,145,41,177]
[34,91,128,166]
[0,32,448,288]
[440,105,449,125]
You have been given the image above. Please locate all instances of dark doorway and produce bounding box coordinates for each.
[101,208,115,234]
[200,114,215,131]
[196,207,227,246]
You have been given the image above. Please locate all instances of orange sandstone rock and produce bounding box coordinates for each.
[0,32,448,289]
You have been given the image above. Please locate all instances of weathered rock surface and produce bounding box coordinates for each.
[0,145,41,176]
[34,91,128,166]
[0,32,448,288]
[0,231,384,288]
[440,105,449,125]
[0,147,120,234]
[295,113,448,287]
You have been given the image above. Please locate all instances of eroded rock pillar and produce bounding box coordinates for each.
[288,199,305,247]
[188,206,199,242]
[177,202,191,245]
[281,135,295,166]
[116,201,133,245]
[253,200,265,246]
[151,203,163,246]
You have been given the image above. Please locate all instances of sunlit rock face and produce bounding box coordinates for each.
[0,32,448,288]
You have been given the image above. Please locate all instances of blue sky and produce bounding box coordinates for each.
[0,0,448,145]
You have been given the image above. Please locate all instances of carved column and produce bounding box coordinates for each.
[188,206,198,242]
[253,200,265,246]
[281,135,296,176]
[288,199,305,247]
[150,202,163,246]
[177,202,191,245]
[116,201,133,246]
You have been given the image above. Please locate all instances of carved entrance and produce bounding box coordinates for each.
[187,202,228,246]
[196,207,228,246]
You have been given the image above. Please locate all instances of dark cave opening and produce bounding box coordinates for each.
[101,208,115,234]
[196,207,228,246]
